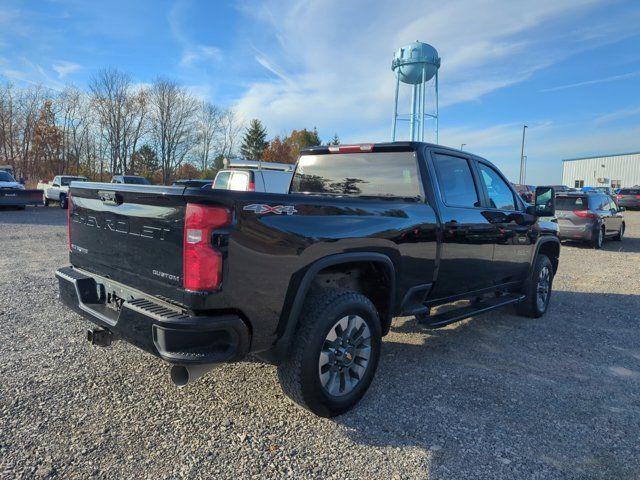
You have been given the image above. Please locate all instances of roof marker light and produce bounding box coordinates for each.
[329,144,374,153]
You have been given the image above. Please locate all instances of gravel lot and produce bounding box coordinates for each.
[1,206,639,479]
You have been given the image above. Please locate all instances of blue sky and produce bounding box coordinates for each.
[1,0,639,184]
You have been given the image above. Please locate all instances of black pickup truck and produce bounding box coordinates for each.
[56,142,559,417]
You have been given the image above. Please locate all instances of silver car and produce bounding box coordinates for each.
[556,193,625,248]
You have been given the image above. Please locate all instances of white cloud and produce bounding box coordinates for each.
[438,118,640,185]
[170,1,223,69]
[180,45,223,67]
[541,71,640,93]
[594,105,640,125]
[52,61,81,78]
[232,0,639,143]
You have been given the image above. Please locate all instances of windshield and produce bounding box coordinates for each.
[291,152,421,199]
[61,176,87,186]
[0,171,16,182]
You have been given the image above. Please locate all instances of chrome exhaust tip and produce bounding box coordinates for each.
[169,364,216,387]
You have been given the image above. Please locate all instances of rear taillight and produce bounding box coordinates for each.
[617,194,623,199]
[573,209,597,219]
[67,194,72,251]
[248,181,256,191]
[636,195,640,199]
[183,203,231,291]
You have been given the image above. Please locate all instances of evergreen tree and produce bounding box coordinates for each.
[131,144,159,178]
[240,119,268,160]
[328,133,340,145]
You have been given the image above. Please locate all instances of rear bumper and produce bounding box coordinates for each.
[0,189,42,206]
[557,223,597,241]
[618,199,640,209]
[56,266,250,365]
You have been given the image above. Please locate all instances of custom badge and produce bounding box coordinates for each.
[243,204,298,215]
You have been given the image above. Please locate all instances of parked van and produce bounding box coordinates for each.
[212,160,294,193]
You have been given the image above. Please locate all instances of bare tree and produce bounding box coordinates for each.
[149,79,198,183]
[0,83,47,180]
[89,68,147,175]
[194,100,222,174]
[214,108,243,169]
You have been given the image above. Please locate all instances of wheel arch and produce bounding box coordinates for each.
[534,237,560,274]
[273,252,397,358]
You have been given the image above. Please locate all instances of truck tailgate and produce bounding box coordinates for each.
[69,183,187,304]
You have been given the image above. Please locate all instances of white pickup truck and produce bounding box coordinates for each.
[39,175,88,208]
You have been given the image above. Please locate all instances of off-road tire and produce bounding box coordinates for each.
[43,196,49,207]
[277,288,382,417]
[59,194,68,209]
[517,254,554,318]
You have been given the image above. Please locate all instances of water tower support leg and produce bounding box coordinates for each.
[391,74,400,141]
[435,71,439,144]
[410,84,416,140]
[420,66,426,142]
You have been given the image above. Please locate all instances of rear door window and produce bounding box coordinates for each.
[432,154,479,207]
[477,163,517,210]
[588,195,606,210]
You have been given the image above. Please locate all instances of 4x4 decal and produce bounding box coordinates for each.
[243,204,298,215]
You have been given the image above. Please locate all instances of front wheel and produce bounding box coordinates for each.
[277,288,382,417]
[43,195,49,207]
[517,254,554,318]
[59,194,68,209]
[613,223,624,241]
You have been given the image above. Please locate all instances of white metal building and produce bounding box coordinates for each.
[562,151,640,189]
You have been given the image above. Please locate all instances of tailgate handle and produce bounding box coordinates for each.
[98,190,122,206]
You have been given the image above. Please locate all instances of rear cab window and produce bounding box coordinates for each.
[61,176,87,186]
[213,171,232,189]
[229,171,251,191]
[291,152,421,199]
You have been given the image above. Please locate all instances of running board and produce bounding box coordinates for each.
[418,294,525,329]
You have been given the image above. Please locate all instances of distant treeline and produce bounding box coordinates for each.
[0,68,340,185]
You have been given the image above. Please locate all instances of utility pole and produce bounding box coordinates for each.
[519,125,528,184]
[460,143,466,151]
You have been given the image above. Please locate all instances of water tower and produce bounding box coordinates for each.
[391,41,440,142]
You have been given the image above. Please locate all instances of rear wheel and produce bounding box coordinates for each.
[591,227,604,249]
[59,194,68,209]
[517,254,554,318]
[613,223,624,241]
[43,195,49,207]
[277,288,381,417]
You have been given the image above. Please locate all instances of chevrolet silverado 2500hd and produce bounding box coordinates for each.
[56,142,559,417]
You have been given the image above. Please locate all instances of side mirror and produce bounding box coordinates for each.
[618,206,626,212]
[52,183,60,187]
[534,186,555,217]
